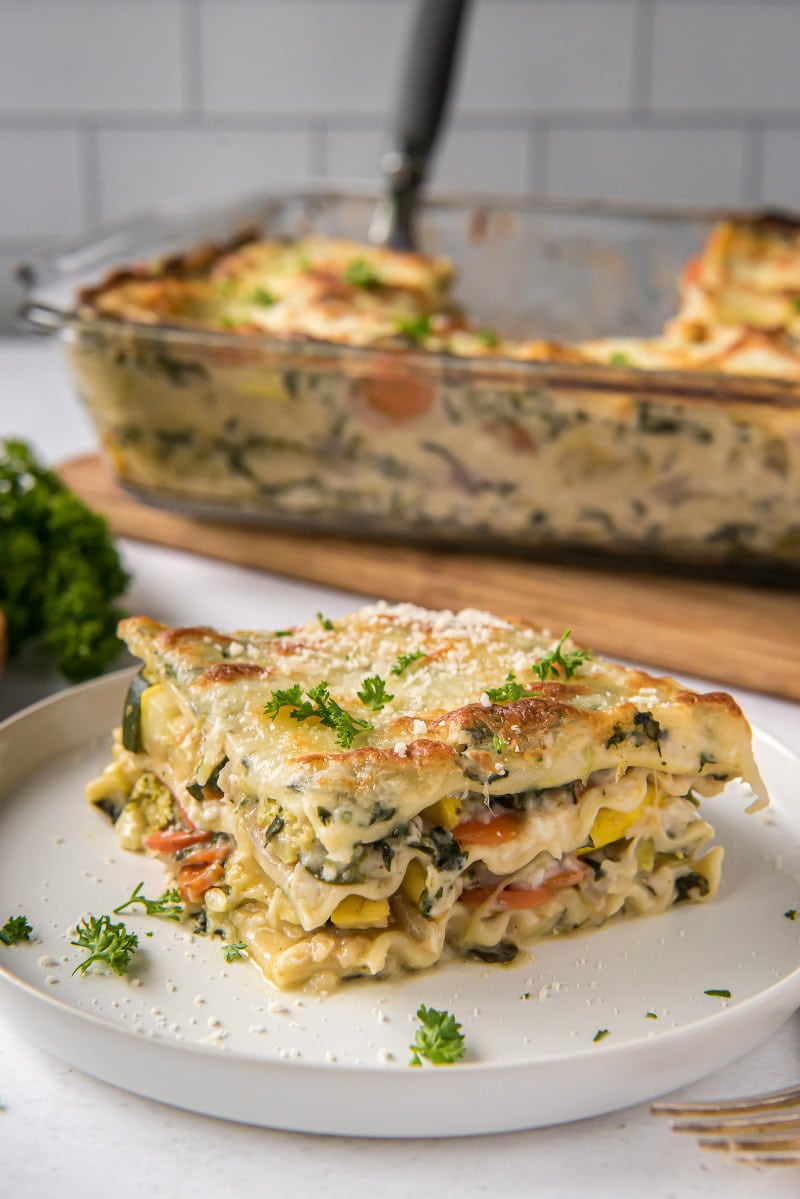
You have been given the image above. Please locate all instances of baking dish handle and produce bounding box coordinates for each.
[18,301,79,336]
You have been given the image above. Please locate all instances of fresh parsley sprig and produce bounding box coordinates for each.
[264,681,372,748]
[222,941,247,962]
[391,650,426,677]
[409,1005,466,1067]
[249,286,276,306]
[113,882,184,922]
[316,612,334,630]
[71,914,139,976]
[0,914,32,945]
[358,675,394,711]
[531,629,592,681]
[345,258,381,289]
[486,672,538,703]
[395,314,432,344]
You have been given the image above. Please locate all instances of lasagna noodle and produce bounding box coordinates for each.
[86,604,766,990]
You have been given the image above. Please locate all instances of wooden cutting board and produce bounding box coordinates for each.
[60,454,800,702]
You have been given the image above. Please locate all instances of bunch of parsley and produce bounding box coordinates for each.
[0,440,128,681]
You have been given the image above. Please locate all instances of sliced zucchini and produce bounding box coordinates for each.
[121,671,149,752]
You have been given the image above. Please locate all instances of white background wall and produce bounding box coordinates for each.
[2,0,800,330]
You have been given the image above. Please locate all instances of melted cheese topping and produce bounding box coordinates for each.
[80,220,800,378]
[86,603,766,990]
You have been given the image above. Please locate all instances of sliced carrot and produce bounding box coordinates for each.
[177,844,231,868]
[546,864,588,891]
[178,861,225,904]
[145,828,211,853]
[361,373,434,422]
[454,812,524,846]
[461,863,588,912]
[460,884,553,911]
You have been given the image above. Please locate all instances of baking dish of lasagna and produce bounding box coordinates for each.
[21,190,800,578]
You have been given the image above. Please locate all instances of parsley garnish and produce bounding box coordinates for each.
[704,988,731,999]
[274,629,292,637]
[521,991,532,1000]
[609,351,631,366]
[113,882,183,922]
[316,612,334,630]
[785,909,798,920]
[264,681,372,748]
[486,672,531,702]
[477,328,498,347]
[218,315,237,329]
[593,1028,609,1042]
[793,298,800,314]
[345,258,381,289]
[391,650,426,676]
[71,915,139,976]
[358,674,394,711]
[395,314,432,344]
[0,914,32,945]
[250,286,276,306]
[409,1005,466,1067]
[492,733,507,753]
[645,1011,658,1019]
[531,629,591,681]
[222,941,247,962]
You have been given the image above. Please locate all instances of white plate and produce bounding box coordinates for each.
[0,671,798,1138]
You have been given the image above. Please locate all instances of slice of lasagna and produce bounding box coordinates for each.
[87,604,767,991]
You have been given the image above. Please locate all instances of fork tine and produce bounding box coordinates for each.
[651,1082,800,1117]
[670,1113,800,1136]
[698,1133,800,1163]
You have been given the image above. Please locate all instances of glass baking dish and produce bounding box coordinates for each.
[19,188,800,581]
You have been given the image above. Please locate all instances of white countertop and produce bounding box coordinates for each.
[1,339,798,1197]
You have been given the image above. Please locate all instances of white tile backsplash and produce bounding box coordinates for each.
[760,129,800,210]
[1,0,800,331]
[326,125,534,194]
[0,130,83,238]
[453,2,638,114]
[96,129,313,222]
[199,0,413,116]
[0,0,185,115]
[545,126,748,206]
[649,3,800,113]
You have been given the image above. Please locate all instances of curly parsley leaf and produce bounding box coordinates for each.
[0,439,128,682]
[409,1004,466,1067]
[249,286,276,306]
[395,314,432,344]
[113,882,183,922]
[222,941,247,962]
[71,914,139,976]
[265,681,372,748]
[531,629,592,681]
[486,672,535,703]
[345,258,381,289]
[391,650,426,677]
[0,914,33,945]
[264,683,307,720]
[358,674,394,711]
